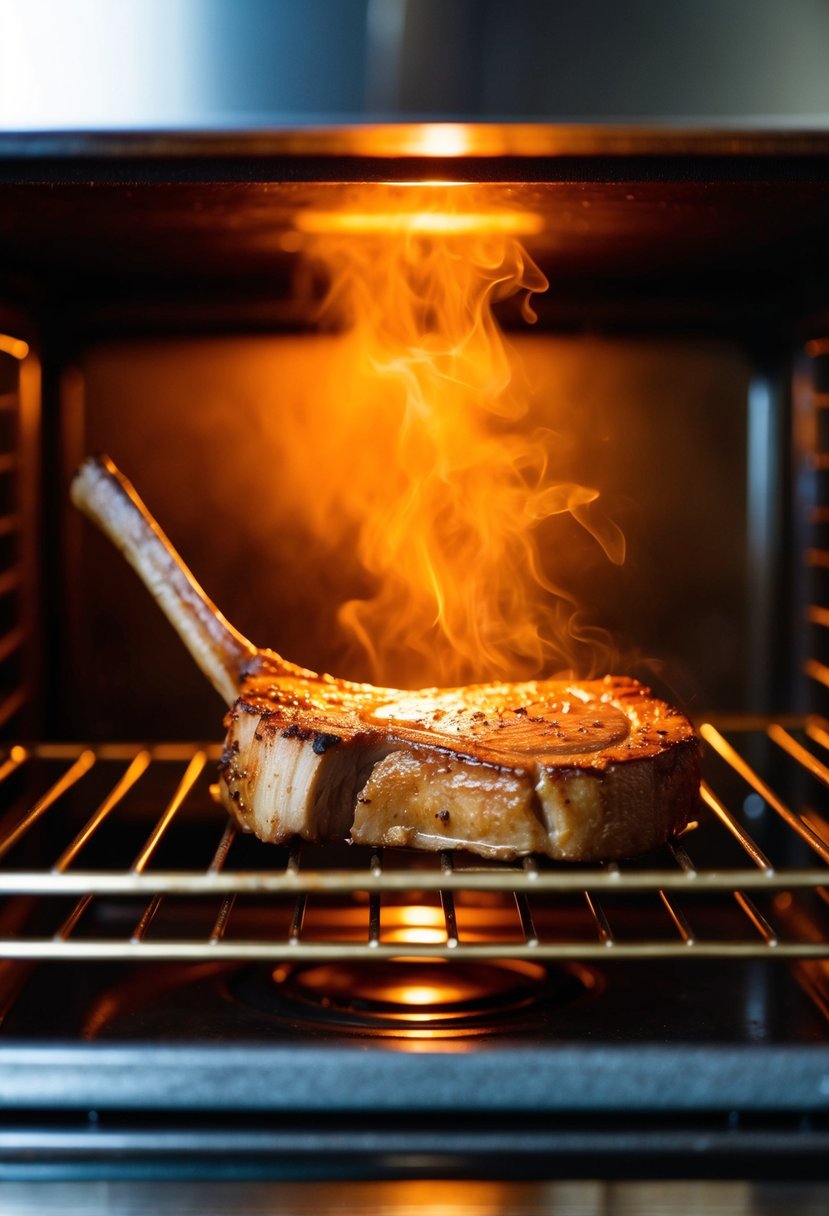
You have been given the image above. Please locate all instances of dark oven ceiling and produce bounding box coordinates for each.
[2,129,829,330]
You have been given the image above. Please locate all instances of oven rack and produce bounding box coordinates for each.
[0,717,826,963]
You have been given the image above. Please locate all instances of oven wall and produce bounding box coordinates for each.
[55,332,752,740]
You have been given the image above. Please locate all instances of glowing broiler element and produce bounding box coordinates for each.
[293,185,625,690]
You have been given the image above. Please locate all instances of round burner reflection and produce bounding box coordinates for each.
[231,958,596,1037]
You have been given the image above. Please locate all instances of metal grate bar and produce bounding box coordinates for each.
[699,782,774,873]
[668,839,697,875]
[368,850,382,946]
[802,805,829,850]
[130,753,208,945]
[662,843,697,944]
[583,891,614,946]
[1,868,825,896]
[4,940,828,963]
[54,751,151,872]
[768,723,829,790]
[514,892,538,947]
[0,629,23,666]
[207,821,240,944]
[289,894,308,945]
[131,894,163,944]
[131,751,206,873]
[287,845,307,945]
[0,745,26,787]
[439,851,459,947]
[368,892,381,947]
[54,893,93,942]
[692,785,782,946]
[209,895,237,945]
[806,717,829,753]
[658,891,696,945]
[733,891,779,946]
[700,724,829,866]
[805,658,829,691]
[207,821,238,875]
[522,855,539,879]
[656,841,695,943]
[0,750,94,863]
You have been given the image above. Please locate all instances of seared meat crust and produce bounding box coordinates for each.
[220,666,699,861]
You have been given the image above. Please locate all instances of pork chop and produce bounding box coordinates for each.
[72,455,699,862]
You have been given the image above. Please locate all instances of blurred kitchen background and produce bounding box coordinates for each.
[1,0,829,130]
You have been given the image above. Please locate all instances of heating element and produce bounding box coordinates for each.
[0,719,826,968]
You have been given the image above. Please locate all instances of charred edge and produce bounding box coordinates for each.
[217,739,240,772]
[283,723,312,742]
[313,732,342,754]
[252,712,283,739]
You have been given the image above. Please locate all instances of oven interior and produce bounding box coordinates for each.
[0,130,828,1178]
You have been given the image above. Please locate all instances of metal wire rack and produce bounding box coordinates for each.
[0,716,826,963]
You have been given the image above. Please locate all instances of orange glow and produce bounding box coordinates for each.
[385,905,447,945]
[290,184,623,687]
[406,124,474,157]
[389,984,448,1006]
[0,334,29,360]
[296,208,543,237]
[388,927,447,945]
[284,949,554,1032]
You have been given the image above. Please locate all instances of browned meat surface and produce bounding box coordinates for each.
[72,455,700,862]
[221,666,698,860]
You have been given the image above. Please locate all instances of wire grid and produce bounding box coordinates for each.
[0,718,825,962]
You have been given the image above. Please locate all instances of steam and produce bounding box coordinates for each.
[292,187,623,688]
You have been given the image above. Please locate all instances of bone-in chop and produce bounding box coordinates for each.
[72,456,699,861]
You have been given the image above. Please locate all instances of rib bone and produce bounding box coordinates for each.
[71,455,310,703]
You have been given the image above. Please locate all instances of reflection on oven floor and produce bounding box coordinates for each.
[1,1180,829,1216]
[3,949,824,1046]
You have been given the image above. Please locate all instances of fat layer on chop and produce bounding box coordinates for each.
[219,668,699,861]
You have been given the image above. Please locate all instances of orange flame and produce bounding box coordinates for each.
[291,185,624,688]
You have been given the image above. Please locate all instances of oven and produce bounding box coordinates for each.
[0,125,828,1194]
